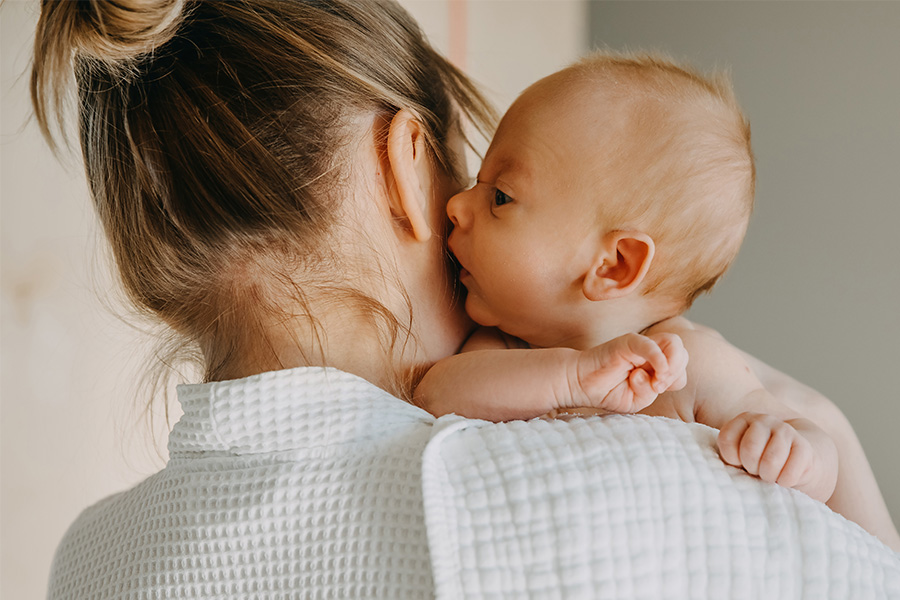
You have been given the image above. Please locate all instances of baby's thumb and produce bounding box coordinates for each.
[628,368,658,411]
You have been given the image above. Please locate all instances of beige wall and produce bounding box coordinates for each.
[2,3,175,598]
[0,1,585,597]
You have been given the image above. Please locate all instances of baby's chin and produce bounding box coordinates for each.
[463,297,501,329]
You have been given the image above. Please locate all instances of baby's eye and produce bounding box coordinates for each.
[493,189,513,207]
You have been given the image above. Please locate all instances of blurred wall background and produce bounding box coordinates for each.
[1,1,897,598]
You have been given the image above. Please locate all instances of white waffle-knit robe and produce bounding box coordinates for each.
[48,367,438,599]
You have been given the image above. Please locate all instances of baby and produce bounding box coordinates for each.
[416,52,899,547]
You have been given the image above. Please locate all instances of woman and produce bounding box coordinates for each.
[35,0,494,596]
[34,0,898,598]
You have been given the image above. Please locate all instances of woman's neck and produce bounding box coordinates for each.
[211,308,396,389]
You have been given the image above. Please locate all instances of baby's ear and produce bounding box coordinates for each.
[582,232,655,301]
[385,109,432,242]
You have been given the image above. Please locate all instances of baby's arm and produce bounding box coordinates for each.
[415,328,687,422]
[737,346,900,551]
[653,321,838,503]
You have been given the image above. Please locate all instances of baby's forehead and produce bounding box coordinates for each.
[504,79,648,163]
[525,74,653,135]
[524,70,723,164]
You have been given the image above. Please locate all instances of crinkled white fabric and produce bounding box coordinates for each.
[48,367,438,599]
[422,414,900,599]
[48,367,900,600]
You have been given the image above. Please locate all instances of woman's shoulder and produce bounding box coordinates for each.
[47,475,163,599]
[49,411,437,598]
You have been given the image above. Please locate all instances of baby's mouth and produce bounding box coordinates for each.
[448,249,470,281]
[446,249,470,306]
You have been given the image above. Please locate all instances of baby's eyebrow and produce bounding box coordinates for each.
[489,155,532,184]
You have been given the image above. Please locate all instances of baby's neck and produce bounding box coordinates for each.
[552,298,682,351]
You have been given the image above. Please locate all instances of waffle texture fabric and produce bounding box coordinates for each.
[423,414,900,599]
[48,367,900,599]
[48,367,438,599]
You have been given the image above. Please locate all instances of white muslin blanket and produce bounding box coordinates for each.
[422,414,900,599]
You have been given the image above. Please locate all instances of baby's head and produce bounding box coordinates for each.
[448,51,754,345]
[564,52,755,307]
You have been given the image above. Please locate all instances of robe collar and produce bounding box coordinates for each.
[169,367,434,456]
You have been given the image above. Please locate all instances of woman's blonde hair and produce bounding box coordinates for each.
[32,0,496,403]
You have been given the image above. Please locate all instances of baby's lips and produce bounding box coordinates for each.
[452,254,471,284]
[446,240,468,275]
[446,232,459,258]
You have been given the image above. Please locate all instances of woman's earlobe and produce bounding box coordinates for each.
[385,109,432,242]
[582,232,655,301]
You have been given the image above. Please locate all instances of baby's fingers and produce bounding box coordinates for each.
[600,368,656,414]
[719,412,775,473]
[717,413,752,468]
[620,334,669,379]
[775,438,814,489]
[756,423,794,483]
[627,367,658,412]
[719,414,814,491]
[648,333,688,393]
[736,416,782,476]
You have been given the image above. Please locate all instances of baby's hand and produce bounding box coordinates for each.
[567,332,688,414]
[717,412,837,501]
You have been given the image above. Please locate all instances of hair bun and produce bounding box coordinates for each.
[64,0,185,63]
[32,0,187,150]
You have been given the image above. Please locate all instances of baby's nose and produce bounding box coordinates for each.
[447,189,471,229]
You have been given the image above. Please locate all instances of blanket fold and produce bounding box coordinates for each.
[422,414,900,599]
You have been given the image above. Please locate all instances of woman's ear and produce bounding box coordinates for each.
[582,232,655,301]
[385,109,432,242]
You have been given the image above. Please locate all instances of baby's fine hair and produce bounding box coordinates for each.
[569,51,755,309]
[31,0,496,397]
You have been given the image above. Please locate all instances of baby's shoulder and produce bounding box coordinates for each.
[645,317,735,362]
[645,316,714,339]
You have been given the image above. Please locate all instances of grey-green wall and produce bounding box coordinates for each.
[589,1,900,523]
